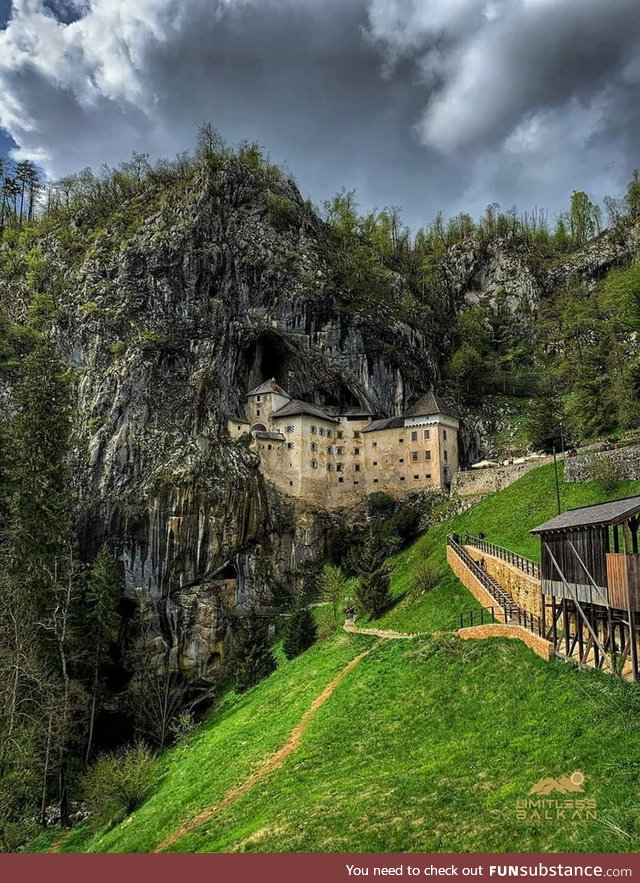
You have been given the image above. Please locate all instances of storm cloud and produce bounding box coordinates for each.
[1,0,639,226]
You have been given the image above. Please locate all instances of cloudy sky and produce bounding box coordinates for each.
[1,0,639,228]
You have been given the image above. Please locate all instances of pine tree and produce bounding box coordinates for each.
[283,605,317,660]
[84,545,122,763]
[356,565,393,619]
[232,610,276,693]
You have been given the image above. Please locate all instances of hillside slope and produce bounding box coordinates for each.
[45,465,640,853]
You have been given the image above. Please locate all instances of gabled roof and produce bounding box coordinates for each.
[247,378,290,398]
[270,399,339,423]
[404,390,458,419]
[362,416,404,433]
[530,495,640,534]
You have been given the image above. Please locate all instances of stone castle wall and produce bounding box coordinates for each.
[564,446,640,483]
[452,457,552,497]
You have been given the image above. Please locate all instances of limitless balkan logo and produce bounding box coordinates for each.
[516,772,597,822]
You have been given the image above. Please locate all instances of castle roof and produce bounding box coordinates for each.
[271,399,339,423]
[362,416,404,433]
[247,378,291,398]
[404,390,458,419]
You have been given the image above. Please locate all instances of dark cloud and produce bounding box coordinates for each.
[1,0,639,227]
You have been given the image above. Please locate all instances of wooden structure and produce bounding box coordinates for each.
[531,496,640,680]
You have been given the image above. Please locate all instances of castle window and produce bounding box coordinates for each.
[373,479,379,484]
[444,450,448,461]
[411,431,418,442]
[372,441,377,448]
[327,446,334,454]
[398,457,404,463]
[424,429,430,440]
[400,476,405,482]
[353,448,360,455]
[256,410,261,417]
[354,464,361,473]
[319,427,326,437]
[353,431,361,439]
[327,463,335,472]
[310,425,317,435]
[310,442,318,451]
[327,430,333,438]
[289,480,294,486]
[399,437,404,443]
[336,447,343,455]
[354,481,359,485]
[425,450,432,460]
[443,430,448,440]
[268,444,272,450]
[411,451,419,462]
[256,395,261,402]
[311,459,318,469]
[286,442,294,450]
[338,477,344,483]
[336,463,343,472]
[425,474,431,479]
[373,461,378,466]
[414,475,419,480]
[337,430,343,439]
[285,425,295,433]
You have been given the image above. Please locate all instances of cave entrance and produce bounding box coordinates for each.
[241,333,296,392]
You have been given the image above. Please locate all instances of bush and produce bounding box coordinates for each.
[413,560,441,596]
[82,742,154,830]
[589,454,623,492]
[265,191,298,230]
[283,605,318,659]
[356,565,393,619]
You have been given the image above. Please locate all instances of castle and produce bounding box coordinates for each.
[229,379,460,507]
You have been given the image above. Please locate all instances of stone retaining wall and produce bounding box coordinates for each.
[446,546,506,620]
[564,446,640,483]
[465,547,543,617]
[453,457,552,497]
[458,623,553,661]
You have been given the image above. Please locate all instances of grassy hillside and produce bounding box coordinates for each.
[47,464,640,853]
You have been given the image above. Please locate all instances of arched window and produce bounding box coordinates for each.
[310,459,318,469]
[327,446,334,454]
[310,441,318,452]
[285,425,295,434]
[310,425,317,435]
[319,427,326,437]
[327,429,333,438]
[286,442,294,450]
[327,463,335,472]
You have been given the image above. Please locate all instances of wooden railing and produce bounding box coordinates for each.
[464,534,540,578]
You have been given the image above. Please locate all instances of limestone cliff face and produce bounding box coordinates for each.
[43,160,440,682]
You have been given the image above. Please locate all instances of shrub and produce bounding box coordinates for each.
[283,605,318,659]
[589,454,623,492]
[82,742,154,830]
[413,560,441,596]
[265,191,298,230]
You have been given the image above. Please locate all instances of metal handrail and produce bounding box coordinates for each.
[448,535,544,637]
[464,534,540,579]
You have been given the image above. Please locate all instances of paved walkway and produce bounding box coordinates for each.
[343,621,418,639]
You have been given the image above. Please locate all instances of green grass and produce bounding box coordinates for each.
[50,464,640,853]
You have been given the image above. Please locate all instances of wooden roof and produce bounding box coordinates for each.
[530,495,640,534]
[404,390,458,419]
[270,399,339,423]
[247,378,290,398]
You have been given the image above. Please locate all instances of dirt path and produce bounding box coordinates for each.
[153,648,371,853]
[343,621,418,639]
